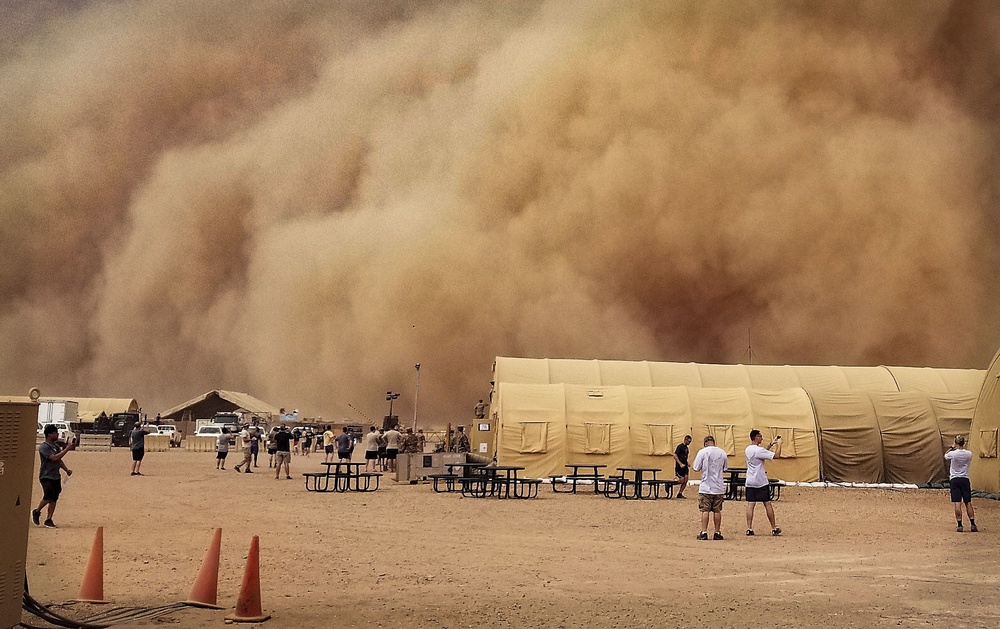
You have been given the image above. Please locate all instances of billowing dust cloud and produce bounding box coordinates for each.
[2,1,999,423]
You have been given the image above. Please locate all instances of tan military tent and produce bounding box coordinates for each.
[487,357,985,484]
[970,348,1000,493]
[71,398,139,423]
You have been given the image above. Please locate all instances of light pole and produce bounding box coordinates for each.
[412,363,420,432]
[385,391,400,428]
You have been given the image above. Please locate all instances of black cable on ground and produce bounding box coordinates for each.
[22,576,188,628]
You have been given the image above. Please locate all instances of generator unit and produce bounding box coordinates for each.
[398,452,466,482]
[0,392,40,629]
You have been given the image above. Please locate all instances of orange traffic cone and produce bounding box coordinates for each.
[182,528,223,609]
[74,527,110,603]
[225,536,270,623]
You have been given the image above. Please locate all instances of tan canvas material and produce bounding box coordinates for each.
[970,348,1000,492]
[492,357,988,484]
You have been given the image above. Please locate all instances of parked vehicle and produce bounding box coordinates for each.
[194,424,236,446]
[36,421,75,445]
[37,400,79,427]
[109,412,141,447]
[155,424,182,447]
[194,425,223,437]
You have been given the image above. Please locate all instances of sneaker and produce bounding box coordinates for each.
[31,510,40,526]
[771,527,782,536]
[234,467,241,472]
[130,472,136,476]
[971,524,979,532]
[286,475,292,479]
[676,494,685,499]
[696,531,708,540]
[746,529,755,536]
[245,470,253,474]
[957,524,964,533]
[713,532,724,540]
[43,519,57,529]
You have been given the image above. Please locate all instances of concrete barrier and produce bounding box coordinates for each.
[78,434,112,452]
[143,434,170,452]
[185,436,219,453]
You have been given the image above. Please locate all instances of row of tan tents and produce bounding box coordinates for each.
[477,351,1000,492]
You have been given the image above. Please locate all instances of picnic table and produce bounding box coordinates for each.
[303,462,381,492]
[723,467,783,501]
[460,465,540,499]
[724,467,747,500]
[550,464,607,494]
[604,467,677,500]
[429,462,486,493]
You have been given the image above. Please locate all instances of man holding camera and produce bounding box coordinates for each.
[33,424,75,528]
[945,435,977,532]
[745,430,781,537]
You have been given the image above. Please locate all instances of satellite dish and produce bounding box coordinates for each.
[28,387,41,401]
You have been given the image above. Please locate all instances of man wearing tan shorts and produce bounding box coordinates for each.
[692,435,729,540]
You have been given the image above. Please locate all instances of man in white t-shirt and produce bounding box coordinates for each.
[692,435,729,540]
[364,426,381,472]
[384,425,402,472]
[945,435,977,532]
[745,430,780,536]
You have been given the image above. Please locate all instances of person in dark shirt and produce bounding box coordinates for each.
[273,426,292,479]
[130,423,149,476]
[335,427,353,461]
[673,434,693,499]
[33,425,75,528]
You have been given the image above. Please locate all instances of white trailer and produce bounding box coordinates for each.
[37,399,79,425]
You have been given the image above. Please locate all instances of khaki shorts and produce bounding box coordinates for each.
[275,451,291,465]
[698,493,725,513]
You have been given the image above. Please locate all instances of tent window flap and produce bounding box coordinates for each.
[647,424,674,456]
[519,422,548,454]
[708,425,736,456]
[768,427,797,458]
[584,422,611,454]
[980,429,998,459]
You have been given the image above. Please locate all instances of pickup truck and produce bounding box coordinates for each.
[36,421,75,445]
[155,424,182,447]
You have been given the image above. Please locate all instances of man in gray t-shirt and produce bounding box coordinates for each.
[33,424,75,528]
[130,423,149,476]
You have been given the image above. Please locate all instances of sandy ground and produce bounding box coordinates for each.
[21,449,1000,629]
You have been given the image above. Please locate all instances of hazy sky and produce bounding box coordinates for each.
[2,1,998,424]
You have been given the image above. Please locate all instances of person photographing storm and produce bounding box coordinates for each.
[945,435,977,532]
[745,430,781,537]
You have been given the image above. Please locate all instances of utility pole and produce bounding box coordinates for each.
[412,363,420,432]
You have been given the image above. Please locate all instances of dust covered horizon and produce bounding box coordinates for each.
[2,1,999,422]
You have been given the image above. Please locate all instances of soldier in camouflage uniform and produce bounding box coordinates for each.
[401,428,420,454]
[456,426,471,454]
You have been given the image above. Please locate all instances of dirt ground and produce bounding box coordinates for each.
[22,449,1000,628]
